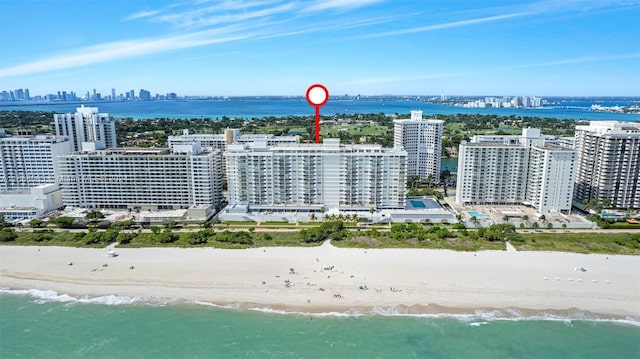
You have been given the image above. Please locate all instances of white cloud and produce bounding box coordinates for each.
[0,27,253,78]
[514,53,640,68]
[358,11,533,39]
[123,9,162,21]
[305,0,384,12]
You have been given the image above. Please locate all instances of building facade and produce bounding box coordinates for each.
[225,139,406,212]
[0,135,72,191]
[393,110,444,180]
[456,129,576,213]
[574,121,640,209]
[57,145,223,211]
[54,105,117,151]
[0,184,63,221]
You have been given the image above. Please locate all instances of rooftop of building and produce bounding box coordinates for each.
[228,138,404,153]
[64,147,219,156]
[0,134,69,143]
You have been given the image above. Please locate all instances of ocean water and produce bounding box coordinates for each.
[1,291,639,358]
[1,99,639,121]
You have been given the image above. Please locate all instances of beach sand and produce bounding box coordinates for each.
[1,241,639,318]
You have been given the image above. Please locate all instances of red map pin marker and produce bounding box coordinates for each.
[306,84,329,143]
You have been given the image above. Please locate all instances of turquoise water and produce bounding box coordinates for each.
[410,200,426,208]
[1,293,639,358]
[468,211,490,219]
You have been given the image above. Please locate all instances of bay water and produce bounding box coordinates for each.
[1,99,639,121]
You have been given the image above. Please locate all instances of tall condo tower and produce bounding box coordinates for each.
[54,105,117,151]
[574,121,640,209]
[393,110,444,180]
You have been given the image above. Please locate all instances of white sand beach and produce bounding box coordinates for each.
[1,241,639,317]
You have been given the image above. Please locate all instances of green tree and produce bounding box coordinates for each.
[85,210,105,223]
[54,216,75,228]
[29,219,44,228]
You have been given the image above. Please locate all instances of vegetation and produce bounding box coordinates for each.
[2,221,639,254]
[512,232,640,255]
[1,110,583,153]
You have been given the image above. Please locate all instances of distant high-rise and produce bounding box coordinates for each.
[0,135,73,191]
[111,88,116,100]
[139,89,151,101]
[53,106,117,151]
[574,121,640,209]
[393,110,444,180]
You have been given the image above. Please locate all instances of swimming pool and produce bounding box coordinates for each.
[410,200,426,208]
[468,211,490,219]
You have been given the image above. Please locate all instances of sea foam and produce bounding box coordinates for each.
[2,287,638,326]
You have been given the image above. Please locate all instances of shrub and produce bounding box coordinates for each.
[54,216,75,228]
[0,228,17,242]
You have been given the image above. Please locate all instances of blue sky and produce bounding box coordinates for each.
[1,0,639,96]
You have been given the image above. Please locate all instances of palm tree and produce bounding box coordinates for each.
[309,213,316,222]
[502,215,509,223]
[539,214,546,225]
[470,216,479,228]
[369,207,375,223]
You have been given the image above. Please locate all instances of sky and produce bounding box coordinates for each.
[1,0,639,96]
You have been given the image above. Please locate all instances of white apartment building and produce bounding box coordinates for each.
[574,121,640,209]
[393,110,444,180]
[456,128,576,214]
[54,105,117,151]
[57,144,223,212]
[225,139,406,213]
[0,135,73,191]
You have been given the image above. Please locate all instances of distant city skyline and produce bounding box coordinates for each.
[1,0,639,96]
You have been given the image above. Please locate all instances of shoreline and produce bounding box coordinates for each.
[1,242,639,320]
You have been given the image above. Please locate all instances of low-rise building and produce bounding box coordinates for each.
[0,184,63,221]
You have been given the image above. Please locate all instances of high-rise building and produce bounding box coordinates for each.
[225,139,407,213]
[393,110,444,180]
[0,135,73,191]
[58,145,223,212]
[456,128,576,214]
[574,121,640,209]
[53,105,117,151]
